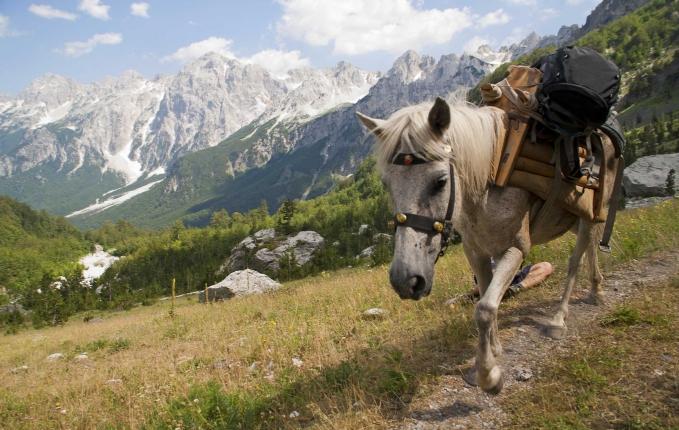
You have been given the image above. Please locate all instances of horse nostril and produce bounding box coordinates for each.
[410,275,427,298]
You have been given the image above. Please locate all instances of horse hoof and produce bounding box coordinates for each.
[483,376,504,395]
[462,366,478,386]
[480,366,504,395]
[585,292,605,305]
[543,324,567,340]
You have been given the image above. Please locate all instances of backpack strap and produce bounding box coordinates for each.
[599,156,625,252]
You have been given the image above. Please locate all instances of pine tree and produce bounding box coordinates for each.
[209,209,231,229]
[666,169,676,196]
[277,199,296,234]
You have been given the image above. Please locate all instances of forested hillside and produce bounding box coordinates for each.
[0,196,88,298]
[92,158,393,308]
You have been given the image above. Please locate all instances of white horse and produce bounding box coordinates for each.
[356,97,617,394]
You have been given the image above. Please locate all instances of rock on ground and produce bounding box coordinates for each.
[200,269,280,302]
[46,353,64,361]
[623,153,679,197]
[363,308,388,320]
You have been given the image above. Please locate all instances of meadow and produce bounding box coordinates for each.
[1,199,678,429]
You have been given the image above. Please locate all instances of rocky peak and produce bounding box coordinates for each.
[387,50,436,83]
[19,74,82,108]
[580,0,650,35]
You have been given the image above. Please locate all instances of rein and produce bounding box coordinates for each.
[391,153,455,262]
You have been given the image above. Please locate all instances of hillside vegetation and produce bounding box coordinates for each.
[0,196,88,298]
[90,158,392,309]
[0,199,677,429]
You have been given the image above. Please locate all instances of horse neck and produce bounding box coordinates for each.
[446,106,499,204]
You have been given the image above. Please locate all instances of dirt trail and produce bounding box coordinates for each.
[397,250,679,430]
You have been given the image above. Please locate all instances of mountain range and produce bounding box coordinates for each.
[0,0,652,228]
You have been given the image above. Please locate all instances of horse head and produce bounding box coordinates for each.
[356,98,456,300]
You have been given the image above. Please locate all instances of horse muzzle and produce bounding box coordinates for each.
[389,266,431,300]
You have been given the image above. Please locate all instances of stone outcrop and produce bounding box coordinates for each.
[224,229,324,274]
[200,269,280,302]
[623,153,679,197]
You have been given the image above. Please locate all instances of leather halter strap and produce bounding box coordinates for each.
[392,155,455,261]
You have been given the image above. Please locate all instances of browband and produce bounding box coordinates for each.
[392,153,429,166]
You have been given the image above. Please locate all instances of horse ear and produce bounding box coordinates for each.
[428,97,450,136]
[356,112,384,135]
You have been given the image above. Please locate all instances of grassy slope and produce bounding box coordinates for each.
[0,199,677,429]
[504,277,679,429]
[0,196,88,295]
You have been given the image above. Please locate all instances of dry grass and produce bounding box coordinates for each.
[1,199,678,429]
[503,277,679,430]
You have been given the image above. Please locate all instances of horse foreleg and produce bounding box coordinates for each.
[587,223,605,304]
[546,220,594,339]
[463,245,493,297]
[474,246,523,394]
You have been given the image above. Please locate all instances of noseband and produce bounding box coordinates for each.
[391,153,455,261]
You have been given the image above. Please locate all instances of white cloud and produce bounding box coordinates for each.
[463,36,490,54]
[130,2,149,18]
[566,0,588,4]
[505,0,536,5]
[479,9,510,28]
[540,8,559,20]
[0,15,11,37]
[78,0,110,20]
[162,37,235,63]
[29,4,78,20]
[247,49,310,78]
[163,38,311,78]
[58,32,122,57]
[276,0,472,55]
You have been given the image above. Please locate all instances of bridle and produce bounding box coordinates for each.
[391,153,455,262]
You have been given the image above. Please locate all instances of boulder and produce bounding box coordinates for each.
[254,248,278,270]
[358,224,369,235]
[623,153,679,197]
[274,231,324,267]
[200,269,280,302]
[0,302,27,316]
[46,353,64,361]
[362,308,388,320]
[357,245,376,259]
[226,230,324,273]
[372,233,392,243]
[253,228,276,242]
[223,228,279,273]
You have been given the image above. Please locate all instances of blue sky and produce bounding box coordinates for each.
[0,0,600,94]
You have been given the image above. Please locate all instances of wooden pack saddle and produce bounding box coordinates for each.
[483,65,621,223]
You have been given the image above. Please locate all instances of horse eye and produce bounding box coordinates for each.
[434,177,447,192]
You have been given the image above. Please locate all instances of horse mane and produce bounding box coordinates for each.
[372,98,503,197]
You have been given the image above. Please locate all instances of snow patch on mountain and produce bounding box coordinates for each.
[33,101,72,128]
[105,139,144,184]
[67,178,164,217]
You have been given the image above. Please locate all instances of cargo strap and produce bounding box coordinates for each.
[530,138,563,234]
[599,156,625,252]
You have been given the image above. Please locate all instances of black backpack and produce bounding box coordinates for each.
[533,46,621,178]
